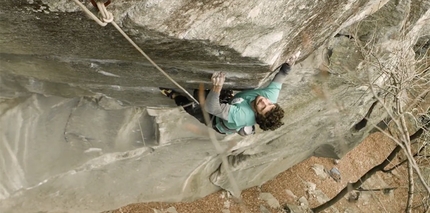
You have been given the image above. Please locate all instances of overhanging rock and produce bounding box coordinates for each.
[1,0,429,212]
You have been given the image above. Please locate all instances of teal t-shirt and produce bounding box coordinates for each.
[215,82,282,134]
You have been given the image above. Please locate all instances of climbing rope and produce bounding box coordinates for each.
[71,1,244,202]
[71,0,200,104]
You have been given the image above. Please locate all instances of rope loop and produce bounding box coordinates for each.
[96,1,113,24]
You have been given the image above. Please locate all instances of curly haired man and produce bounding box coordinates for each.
[160,54,299,136]
[206,62,292,135]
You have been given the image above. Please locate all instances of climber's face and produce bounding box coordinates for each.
[254,96,275,116]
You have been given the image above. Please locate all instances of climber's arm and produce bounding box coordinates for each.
[205,87,230,120]
[204,72,230,120]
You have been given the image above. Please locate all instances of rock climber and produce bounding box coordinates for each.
[160,53,299,136]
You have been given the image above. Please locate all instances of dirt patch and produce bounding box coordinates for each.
[107,132,413,213]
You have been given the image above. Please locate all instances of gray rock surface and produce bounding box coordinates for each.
[1,0,429,212]
[258,192,280,209]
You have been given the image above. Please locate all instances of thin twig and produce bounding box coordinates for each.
[356,187,398,192]
[383,137,428,172]
[311,145,403,213]
[406,160,414,213]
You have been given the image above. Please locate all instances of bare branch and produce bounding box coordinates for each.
[356,187,398,192]
[383,133,428,172]
[311,145,403,213]
[406,160,414,213]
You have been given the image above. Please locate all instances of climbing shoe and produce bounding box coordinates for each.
[159,87,177,99]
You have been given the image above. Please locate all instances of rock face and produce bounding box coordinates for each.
[0,0,429,212]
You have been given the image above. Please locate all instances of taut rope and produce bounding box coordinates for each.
[71,0,200,104]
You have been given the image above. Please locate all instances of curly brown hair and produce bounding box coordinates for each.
[255,103,285,131]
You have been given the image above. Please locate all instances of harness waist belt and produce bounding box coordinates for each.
[215,117,236,134]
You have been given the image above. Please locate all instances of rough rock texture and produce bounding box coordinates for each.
[0,0,429,212]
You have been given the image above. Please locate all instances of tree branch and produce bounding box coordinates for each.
[406,160,414,213]
[356,186,398,192]
[383,135,428,173]
[311,145,402,213]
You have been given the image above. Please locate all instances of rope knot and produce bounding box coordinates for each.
[72,0,112,27]
[96,1,113,24]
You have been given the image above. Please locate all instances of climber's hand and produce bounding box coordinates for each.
[279,63,291,75]
[285,51,301,66]
[211,72,225,86]
[279,51,301,75]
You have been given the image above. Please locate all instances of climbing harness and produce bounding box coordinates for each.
[71,0,199,104]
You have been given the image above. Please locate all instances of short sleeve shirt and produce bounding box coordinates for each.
[215,82,282,133]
